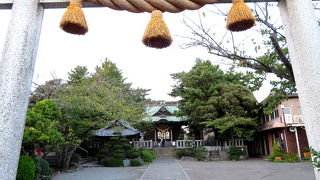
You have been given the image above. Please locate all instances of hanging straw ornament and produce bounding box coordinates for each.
[60,0,88,35]
[226,0,255,32]
[142,10,173,49]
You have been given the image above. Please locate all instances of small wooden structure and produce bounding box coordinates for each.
[143,101,188,147]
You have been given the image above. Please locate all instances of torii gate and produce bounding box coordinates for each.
[0,0,319,179]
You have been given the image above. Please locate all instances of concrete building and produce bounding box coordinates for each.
[248,94,309,159]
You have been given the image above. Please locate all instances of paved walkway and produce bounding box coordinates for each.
[140,157,191,180]
[52,158,315,180]
[52,166,146,180]
[179,159,315,180]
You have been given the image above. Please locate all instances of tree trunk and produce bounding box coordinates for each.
[57,146,78,171]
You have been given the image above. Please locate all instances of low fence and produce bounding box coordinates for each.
[131,140,153,149]
[131,139,246,150]
[176,140,204,149]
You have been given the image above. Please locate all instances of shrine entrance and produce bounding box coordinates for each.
[1,0,320,179]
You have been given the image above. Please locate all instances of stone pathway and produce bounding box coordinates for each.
[52,166,146,180]
[140,157,191,180]
[52,158,315,180]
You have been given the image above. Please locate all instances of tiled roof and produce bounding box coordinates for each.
[93,120,140,137]
[144,102,185,122]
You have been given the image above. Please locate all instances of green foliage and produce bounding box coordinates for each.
[140,150,154,163]
[113,145,123,150]
[284,152,299,162]
[171,60,258,139]
[272,140,282,157]
[120,138,129,143]
[55,59,150,151]
[228,146,244,161]
[176,149,186,158]
[23,99,64,152]
[127,151,140,159]
[267,154,276,161]
[194,147,208,161]
[122,143,132,150]
[16,155,36,180]
[113,153,126,159]
[98,136,136,163]
[67,65,89,84]
[70,153,81,164]
[183,5,297,112]
[130,159,143,166]
[133,120,154,134]
[310,147,320,171]
[104,158,124,167]
[33,156,51,180]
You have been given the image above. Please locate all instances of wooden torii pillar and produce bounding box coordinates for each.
[0,0,319,179]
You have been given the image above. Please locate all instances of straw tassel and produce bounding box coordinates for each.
[142,10,172,49]
[226,0,255,32]
[60,0,88,35]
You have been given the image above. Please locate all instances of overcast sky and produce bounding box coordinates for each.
[0,4,274,102]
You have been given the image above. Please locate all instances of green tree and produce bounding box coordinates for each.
[182,3,300,112]
[67,65,89,84]
[54,59,149,170]
[170,60,258,140]
[23,99,64,156]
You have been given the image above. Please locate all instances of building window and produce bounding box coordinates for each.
[261,116,265,124]
[271,112,275,120]
[284,107,291,114]
[274,109,279,118]
[265,115,270,122]
[298,108,302,115]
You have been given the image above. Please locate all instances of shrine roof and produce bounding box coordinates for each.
[93,119,140,137]
[144,101,186,122]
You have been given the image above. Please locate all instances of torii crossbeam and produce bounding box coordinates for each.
[0,0,320,179]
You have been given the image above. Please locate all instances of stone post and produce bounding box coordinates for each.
[279,0,320,178]
[0,0,44,179]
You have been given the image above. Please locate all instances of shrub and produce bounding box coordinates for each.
[122,143,133,150]
[104,158,124,167]
[114,149,125,153]
[141,150,153,163]
[130,159,143,166]
[120,138,129,142]
[267,154,276,161]
[17,155,36,180]
[127,150,140,159]
[272,140,282,157]
[33,156,52,180]
[176,149,186,158]
[195,147,207,161]
[145,150,155,160]
[113,145,123,150]
[228,146,244,161]
[97,149,109,158]
[70,153,81,164]
[113,153,126,159]
[285,152,299,162]
[109,137,120,141]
